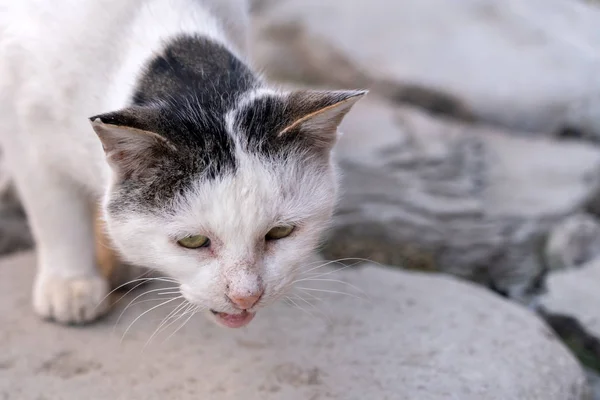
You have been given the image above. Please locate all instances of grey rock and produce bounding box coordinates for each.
[0,252,589,399]
[564,94,600,142]
[586,369,600,400]
[251,0,600,135]
[541,257,600,400]
[542,258,600,338]
[324,98,600,301]
[545,214,600,271]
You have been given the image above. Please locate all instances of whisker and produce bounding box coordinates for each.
[296,257,378,277]
[96,276,179,310]
[293,288,325,303]
[117,297,178,308]
[96,280,147,311]
[285,296,317,319]
[154,303,195,339]
[292,278,371,299]
[292,289,337,319]
[290,294,330,322]
[144,299,188,349]
[295,287,369,301]
[156,291,182,296]
[97,240,124,252]
[297,259,350,275]
[121,296,183,342]
[113,287,180,333]
[297,258,335,268]
[163,305,200,343]
[301,261,364,279]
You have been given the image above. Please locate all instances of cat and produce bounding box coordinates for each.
[0,0,365,328]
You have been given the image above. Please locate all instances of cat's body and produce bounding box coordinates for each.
[0,0,364,327]
[0,0,249,197]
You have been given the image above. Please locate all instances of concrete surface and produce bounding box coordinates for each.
[0,252,588,399]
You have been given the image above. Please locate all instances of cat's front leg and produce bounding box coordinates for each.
[11,161,110,324]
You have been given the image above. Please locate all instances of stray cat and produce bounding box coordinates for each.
[0,0,365,327]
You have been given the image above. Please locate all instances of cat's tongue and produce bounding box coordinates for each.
[214,310,255,328]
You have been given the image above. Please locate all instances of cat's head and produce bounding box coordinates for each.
[90,88,365,328]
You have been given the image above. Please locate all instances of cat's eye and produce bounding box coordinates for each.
[177,235,210,249]
[265,225,295,241]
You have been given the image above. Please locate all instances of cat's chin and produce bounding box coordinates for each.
[209,309,256,329]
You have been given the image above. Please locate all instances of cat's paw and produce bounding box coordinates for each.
[33,274,111,325]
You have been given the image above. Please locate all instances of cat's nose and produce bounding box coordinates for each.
[227,289,264,310]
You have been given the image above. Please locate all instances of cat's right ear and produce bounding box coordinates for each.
[90,111,176,180]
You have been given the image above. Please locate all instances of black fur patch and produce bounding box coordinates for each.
[130,34,256,173]
[92,35,258,211]
[234,91,358,159]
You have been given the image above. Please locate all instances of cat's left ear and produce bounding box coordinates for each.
[281,89,367,149]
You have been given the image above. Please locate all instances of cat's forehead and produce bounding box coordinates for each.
[167,153,333,236]
[179,156,307,217]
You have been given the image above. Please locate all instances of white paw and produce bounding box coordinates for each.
[33,274,110,325]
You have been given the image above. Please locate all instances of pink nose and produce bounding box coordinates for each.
[227,290,263,310]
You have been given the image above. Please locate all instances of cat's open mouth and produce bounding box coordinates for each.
[210,309,255,328]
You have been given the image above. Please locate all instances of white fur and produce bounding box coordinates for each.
[107,145,338,316]
[0,0,354,326]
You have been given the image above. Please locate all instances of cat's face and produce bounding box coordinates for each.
[105,152,336,327]
[92,89,364,328]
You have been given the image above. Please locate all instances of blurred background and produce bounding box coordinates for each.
[1,0,600,398]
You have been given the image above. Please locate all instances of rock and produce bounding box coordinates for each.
[542,258,600,339]
[323,98,600,301]
[564,93,600,142]
[540,259,600,398]
[251,0,600,135]
[586,369,600,400]
[0,252,589,399]
[545,214,600,271]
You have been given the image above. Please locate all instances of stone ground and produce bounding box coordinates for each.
[0,252,588,399]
